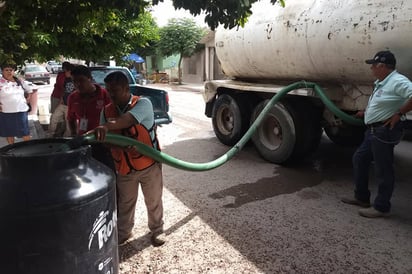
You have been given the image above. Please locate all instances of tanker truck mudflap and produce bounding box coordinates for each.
[203,82,215,118]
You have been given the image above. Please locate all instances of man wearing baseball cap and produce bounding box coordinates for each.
[341,50,412,218]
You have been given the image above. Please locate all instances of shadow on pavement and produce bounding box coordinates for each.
[134,134,412,272]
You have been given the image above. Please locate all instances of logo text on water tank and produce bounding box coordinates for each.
[88,210,117,250]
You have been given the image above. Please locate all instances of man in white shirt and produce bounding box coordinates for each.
[341,51,412,218]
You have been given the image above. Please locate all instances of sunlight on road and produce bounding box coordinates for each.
[125,186,262,273]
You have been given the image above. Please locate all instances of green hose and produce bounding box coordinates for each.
[83,81,363,171]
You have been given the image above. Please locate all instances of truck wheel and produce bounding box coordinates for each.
[250,100,307,164]
[324,123,365,147]
[212,94,248,146]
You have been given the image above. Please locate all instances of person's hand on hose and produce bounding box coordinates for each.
[92,125,109,142]
[355,110,365,118]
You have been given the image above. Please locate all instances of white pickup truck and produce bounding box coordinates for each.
[45,61,62,74]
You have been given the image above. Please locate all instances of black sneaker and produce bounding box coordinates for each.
[341,197,371,208]
[151,232,166,247]
[118,232,134,246]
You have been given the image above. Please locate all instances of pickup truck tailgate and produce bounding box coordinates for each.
[131,85,172,125]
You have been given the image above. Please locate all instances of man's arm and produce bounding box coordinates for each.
[105,112,137,130]
[385,97,412,129]
[93,98,154,141]
[51,72,65,97]
[66,93,78,136]
[94,112,137,141]
[68,119,77,137]
[398,97,412,117]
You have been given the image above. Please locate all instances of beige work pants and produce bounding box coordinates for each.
[48,104,70,137]
[116,162,164,242]
[50,96,61,114]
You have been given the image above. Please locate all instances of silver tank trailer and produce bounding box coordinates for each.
[215,0,412,83]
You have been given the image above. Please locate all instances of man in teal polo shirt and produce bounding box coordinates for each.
[342,50,412,218]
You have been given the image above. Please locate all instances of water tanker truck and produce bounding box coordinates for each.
[203,0,412,164]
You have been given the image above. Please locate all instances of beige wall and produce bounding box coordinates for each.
[181,31,225,84]
[182,51,205,84]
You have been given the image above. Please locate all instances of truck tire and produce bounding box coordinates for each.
[324,123,365,147]
[212,94,248,146]
[250,100,309,164]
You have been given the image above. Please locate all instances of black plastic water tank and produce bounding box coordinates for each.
[0,139,118,274]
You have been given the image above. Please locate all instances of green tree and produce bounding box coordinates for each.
[156,18,205,84]
[0,1,158,65]
[0,0,283,65]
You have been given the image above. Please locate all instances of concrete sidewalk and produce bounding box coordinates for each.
[0,115,46,148]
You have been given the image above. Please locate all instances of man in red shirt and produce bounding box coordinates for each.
[67,65,115,172]
[67,65,111,135]
[50,61,71,114]
[48,62,75,137]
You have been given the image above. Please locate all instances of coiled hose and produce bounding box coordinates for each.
[80,81,363,171]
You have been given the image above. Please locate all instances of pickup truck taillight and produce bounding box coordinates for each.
[165,93,169,112]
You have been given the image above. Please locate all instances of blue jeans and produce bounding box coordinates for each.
[352,122,403,212]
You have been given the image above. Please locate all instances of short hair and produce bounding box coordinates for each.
[385,63,396,70]
[62,61,71,70]
[71,65,91,78]
[1,61,17,70]
[104,71,129,87]
[65,63,75,72]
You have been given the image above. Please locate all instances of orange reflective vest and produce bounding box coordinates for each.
[103,95,159,175]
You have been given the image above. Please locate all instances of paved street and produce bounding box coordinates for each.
[1,79,411,273]
[119,86,412,273]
